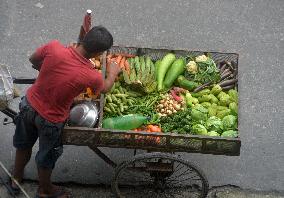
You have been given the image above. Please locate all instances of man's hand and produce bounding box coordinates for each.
[102,61,121,93]
[106,61,121,77]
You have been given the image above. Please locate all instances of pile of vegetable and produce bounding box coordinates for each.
[102,52,239,140]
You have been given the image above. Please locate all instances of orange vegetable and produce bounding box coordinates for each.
[147,125,162,132]
[120,57,126,69]
[124,60,130,74]
[116,55,123,64]
[107,54,113,59]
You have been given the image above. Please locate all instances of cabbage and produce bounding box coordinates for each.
[229,102,238,116]
[222,115,237,130]
[228,89,238,103]
[201,102,211,108]
[192,124,207,135]
[206,116,223,133]
[191,104,208,121]
[208,106,217,117]
[216,109,231,119]
[219,94,231,106]
[217,91,227,100]
[191,97,199,104]
[221,130,238,138]
[208,131,220,136]
[198,95,211,103]
[193,89,210,98]
[211,84,222,96]
[209,94,219,104]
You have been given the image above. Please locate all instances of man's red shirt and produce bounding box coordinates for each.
[27,40,104,123]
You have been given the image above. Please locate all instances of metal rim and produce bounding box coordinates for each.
[111,152,209,198]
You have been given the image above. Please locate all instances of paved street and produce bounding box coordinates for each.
[0,0,283,196]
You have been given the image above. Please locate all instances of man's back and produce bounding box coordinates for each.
[27,40,104,123]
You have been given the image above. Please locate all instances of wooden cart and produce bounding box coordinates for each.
[1,46,240,198]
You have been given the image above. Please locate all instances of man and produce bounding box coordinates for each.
[10,26,120,198]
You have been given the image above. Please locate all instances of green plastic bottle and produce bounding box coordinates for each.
[102,114,148,130]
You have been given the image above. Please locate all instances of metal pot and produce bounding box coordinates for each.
[69,101,99,128]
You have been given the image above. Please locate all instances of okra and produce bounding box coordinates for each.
[118,87,124,94]
[122,96,127,103]
[106,95,112,103]
[109,103,117,107]
[115,82,121,88]
[108,103,116,112]
[115,93,128,98]
[120,103,124,112]
[104,107,112,113]
[113,89,120,94]
[111,94,118,103]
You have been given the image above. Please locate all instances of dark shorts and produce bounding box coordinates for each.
[13,96,65,169]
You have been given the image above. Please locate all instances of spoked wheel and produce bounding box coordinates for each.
[111,152,209,198]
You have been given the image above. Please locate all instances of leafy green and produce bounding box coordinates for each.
[221,130,238,138]
[219,94,231,106]
[208,131,220,136]
[191,124,207,135]
[127,94,162,118]
[205,116,223,133]
[222,115,237,130]
[216,109,231,119]
[228,89,238,103]
[191,104,208,121]
[229,102,238,116]
[211,84,222,96]
[184,55,220,84]
[160,109,192,133]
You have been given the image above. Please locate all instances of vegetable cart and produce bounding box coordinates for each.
[0,46,240,198]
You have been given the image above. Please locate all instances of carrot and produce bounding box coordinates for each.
[120,57,126,69]
[116,55,123,64]
[115,53,135,58]
[107,54,113,59]
[124,59,130,74]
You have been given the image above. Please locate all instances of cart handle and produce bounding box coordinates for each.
[13,78,36,84]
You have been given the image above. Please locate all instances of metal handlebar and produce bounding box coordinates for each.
[13,78,36,84]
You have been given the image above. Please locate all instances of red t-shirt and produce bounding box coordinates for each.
[27,40,104,123]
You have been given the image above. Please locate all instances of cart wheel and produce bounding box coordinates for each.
[111,152,209,198]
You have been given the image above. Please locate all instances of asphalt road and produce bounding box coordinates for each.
[0,0,283,192]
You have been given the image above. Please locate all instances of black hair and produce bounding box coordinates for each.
[81,26,113,54]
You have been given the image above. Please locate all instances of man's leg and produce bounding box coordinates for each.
[35,115,68,197]
[12,148,32,187]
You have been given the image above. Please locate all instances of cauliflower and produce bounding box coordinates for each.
[195,55,208,62]
[186,61,198,74]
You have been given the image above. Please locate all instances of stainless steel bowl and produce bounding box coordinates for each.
[69,101,99,127]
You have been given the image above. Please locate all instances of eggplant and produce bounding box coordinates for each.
[219,79,238,87]
[222,84,236,91]
[193,82,213,93]
[221,71,232,81]
[220,64,228,73]
[221,68,230,76]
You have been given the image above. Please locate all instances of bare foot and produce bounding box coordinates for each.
[38,185,71,198]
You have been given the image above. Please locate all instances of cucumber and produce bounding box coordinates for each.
[163,58,185,88]
[157,53,176,91]
[177,75,199,91]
